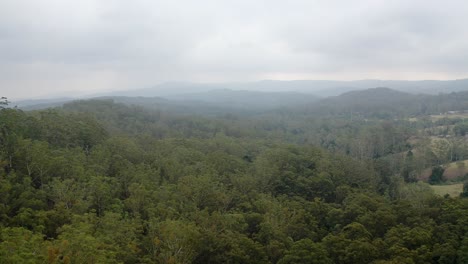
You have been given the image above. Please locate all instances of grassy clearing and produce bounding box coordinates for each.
[443,160,468,180]
[430,183,464,197]
[418,160,468,181]
[430,113,468,121]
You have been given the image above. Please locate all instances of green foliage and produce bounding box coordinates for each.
[453,122,468,136]
[0,97,10,110]
[461,181,468,198]
[0,227,47,263]
[1,98,468,263]
[429,166,445,184]
[278,239,331,264]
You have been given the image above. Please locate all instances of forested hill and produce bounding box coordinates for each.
[163,89,319,109]
[19,87,468,120]
[102,88,468,119]
[105,90,319,115]
[295,87,424,118]
[1,95,468,263]
[15,90,318,114]
[293,88,468,119]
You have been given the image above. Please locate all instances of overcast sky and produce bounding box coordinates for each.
[1,0,468,99]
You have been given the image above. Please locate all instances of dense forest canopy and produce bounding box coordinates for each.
[1,89,468,263]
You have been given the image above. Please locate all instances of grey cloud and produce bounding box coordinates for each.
[1,0,468,99]
[276,1,468,71]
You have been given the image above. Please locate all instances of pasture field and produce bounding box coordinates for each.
[443,160,468,180]
[430,113,468,121]
[418,160,468,181]
[430,183,464,197]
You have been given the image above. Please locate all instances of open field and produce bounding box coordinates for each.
[430,183,464,197]
[443,160,468,179]
[430,113,468,121]
[418,160,468,181]
[408,114,468,122]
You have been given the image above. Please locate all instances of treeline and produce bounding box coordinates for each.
[1,98,468,263]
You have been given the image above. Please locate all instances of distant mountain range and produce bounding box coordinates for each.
[299,87,468,118]
[101,78,468,98]
[11,97,75,110]
[11,78,468,111]
[14,90,319,114]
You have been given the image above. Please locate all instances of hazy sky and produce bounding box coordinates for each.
[1,0,468,99]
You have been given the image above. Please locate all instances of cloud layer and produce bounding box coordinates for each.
[1,0,468,99]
